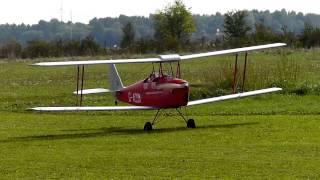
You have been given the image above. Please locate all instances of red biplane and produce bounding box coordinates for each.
[31,43,286,130]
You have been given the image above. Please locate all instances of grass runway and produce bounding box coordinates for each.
[1,111,320,178]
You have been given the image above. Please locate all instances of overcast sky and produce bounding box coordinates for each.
[1,0,319,24]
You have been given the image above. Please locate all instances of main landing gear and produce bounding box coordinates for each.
[143,109,196,131]
[144,122,153,131]
[187,119,196,128]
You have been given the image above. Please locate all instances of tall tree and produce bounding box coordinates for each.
[154,0,196,51]
[252,22,278,43]
[300,23,320,48]
[223,10,251,47]
[0,39,22,58]
[120,22,135,49]
[80,36,101,56]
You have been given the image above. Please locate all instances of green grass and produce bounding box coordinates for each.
[1,113,320,179]
[1,49,320,178]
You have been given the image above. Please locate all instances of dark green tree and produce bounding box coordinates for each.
[154,0,196,51]
[223,10,251,47]
[80,36,101,56]
[252,22,279,43]
[23,40,53,58]
[300,23,314,48]
[281,25,298,47]
[0,39,22,59]
[300,23,320,48]
[120,22,135,49]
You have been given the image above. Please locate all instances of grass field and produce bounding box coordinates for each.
[1,49,320,178]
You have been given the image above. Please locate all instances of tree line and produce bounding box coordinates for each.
[1,0,320,59]
[0,36,102,59]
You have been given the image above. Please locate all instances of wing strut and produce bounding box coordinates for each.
[176,61,181,78]
[232,52,249,93]
[242,52,248,92]
[76,66,80,104]
[232,54,239,94]
[80,66,85,106]
[75,65,85,106]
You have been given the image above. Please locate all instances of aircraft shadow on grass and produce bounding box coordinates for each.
[0,122,259,143]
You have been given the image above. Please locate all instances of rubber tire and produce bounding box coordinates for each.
[144,122,153,131]
[187,119,196,128]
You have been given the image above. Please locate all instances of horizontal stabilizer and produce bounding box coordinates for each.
[187,87,282,106]
[73,88,112,95]
[30,106,158,112]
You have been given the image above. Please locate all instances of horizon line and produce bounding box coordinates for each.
[1,8,320,26]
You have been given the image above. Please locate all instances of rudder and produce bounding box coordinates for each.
[108,64,124,92]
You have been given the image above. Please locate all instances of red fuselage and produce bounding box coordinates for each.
[116,74,189,108]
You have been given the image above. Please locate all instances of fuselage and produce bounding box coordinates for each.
[116,74,189,108]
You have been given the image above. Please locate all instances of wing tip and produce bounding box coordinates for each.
[28,107,40,111]
[29,63,49,67]
[29,63,40,66]
[275,42,287,47]
[271,87,283,91]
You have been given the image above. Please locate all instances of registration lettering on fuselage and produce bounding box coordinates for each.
[128,92,142,103]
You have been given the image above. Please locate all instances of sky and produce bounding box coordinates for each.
[0,0,319,25]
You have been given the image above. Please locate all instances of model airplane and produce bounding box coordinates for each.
[30,43,286,130]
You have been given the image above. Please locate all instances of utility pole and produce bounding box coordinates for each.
[70,11,73,40]
[60,0,63,22]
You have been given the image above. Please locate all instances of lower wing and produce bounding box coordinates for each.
[30,88,281,112]
[30,106,158,112]
[187,87,282,106]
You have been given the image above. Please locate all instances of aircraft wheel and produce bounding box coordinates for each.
[187,119,196,128]
[144,122,153,131]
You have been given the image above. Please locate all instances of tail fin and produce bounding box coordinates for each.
[108,64,124,92]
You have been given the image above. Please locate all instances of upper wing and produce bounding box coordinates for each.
[32,43,286,67]
[30,106,158,112]
[32,58,162,67]
[187,87,282,106]
[181,43,286,60]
